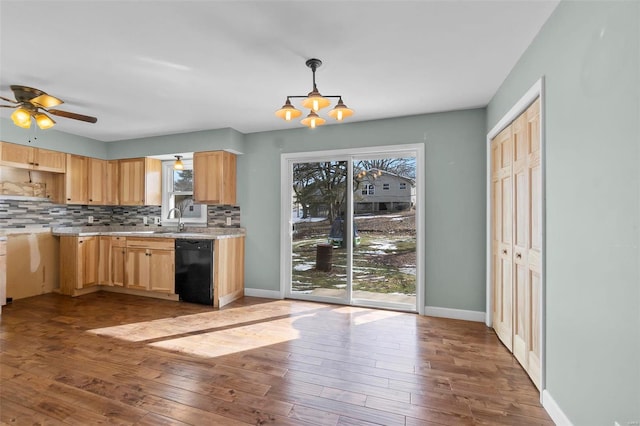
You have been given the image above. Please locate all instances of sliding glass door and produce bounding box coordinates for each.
[290,160,349,303]
[351,155,416,310]
[283,146,422,312]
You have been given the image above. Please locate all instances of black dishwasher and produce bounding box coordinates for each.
[175,239,213,305]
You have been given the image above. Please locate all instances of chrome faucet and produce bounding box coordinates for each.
[167,207,185,232]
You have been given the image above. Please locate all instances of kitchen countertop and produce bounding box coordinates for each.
[51,226,245,240]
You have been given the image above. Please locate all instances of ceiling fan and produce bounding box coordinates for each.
[0,85,97,130]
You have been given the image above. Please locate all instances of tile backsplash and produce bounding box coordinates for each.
[0,198,241,229]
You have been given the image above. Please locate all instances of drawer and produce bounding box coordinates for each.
[126,237,174,250]
[110,236,127,247]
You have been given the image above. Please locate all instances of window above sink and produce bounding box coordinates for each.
[161,159,207,227]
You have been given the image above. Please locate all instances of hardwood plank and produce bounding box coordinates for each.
[0,293,551,425]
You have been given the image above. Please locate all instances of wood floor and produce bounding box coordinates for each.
[0,293,552,425]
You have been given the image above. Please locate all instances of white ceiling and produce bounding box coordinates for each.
[0,0,559,142]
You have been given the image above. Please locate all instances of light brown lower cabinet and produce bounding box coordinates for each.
[124,238,174,293]
[61,235,244,304]
[60,236,99,295]
[98,236,126,287]
[0,240,6,311]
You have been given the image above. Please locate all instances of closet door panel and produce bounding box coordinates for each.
[528,269,542,389]
[526,98,542,389]
[491,128,513,350]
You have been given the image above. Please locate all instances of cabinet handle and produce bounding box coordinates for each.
[35,163,39,166]
[89,199,93,202]
[79,241,83,244]
[516,253,522,258]
[502,249,507,255]
[67,198,71,201]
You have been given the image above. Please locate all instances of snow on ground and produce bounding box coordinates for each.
[355,214,402,220]
[370,242,397,251]
[293,262,315,271]
[292,216,326,223]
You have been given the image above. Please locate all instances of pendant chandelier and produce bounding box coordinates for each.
[275,58,354,129]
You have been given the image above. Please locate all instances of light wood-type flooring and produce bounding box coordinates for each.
[0,293,553,425]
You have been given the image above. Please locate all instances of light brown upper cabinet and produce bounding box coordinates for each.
[491,98,541,390]
[88,158,107,205]
[64,154,89,204]
[87,158,119,205]
[118,158,161,206]
[105,160,119,205]
[0,141,66,173]
[193,150,236,205]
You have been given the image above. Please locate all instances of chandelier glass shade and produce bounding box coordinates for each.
[276,58,353,128]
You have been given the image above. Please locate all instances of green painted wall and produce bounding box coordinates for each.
[105,127,245,159]
[487,1,640,424]
[0,117,106,158]
[240,109,487,312]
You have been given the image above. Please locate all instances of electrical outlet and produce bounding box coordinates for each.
[226,217,232,226]
[87,216,94,224]
[143,216,148,225]
[154,217,161,225]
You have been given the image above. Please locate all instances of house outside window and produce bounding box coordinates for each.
[399,182,407,190]
[383,183,390,190]
[361,184,375,195]
[162,160,207,225]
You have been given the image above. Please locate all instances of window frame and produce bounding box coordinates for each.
[161,160,207,226]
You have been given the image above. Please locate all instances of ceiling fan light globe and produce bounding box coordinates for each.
[31,93,63,108]
[11,108,32,128]
[35,113,55,130]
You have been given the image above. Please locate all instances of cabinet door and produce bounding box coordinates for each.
[143,158,162,206]
[111,245,126,287]
[98,236,112,285]
[78,236,98,288]
[193,151,236,204]
[105,160,119,205]
[125,247,150,290]
[118,158,145,205]
[88,158,107,205]
[65,154,89,204]
[34,148,66,173]
[0,242,6,307]
[491,126,513,351]
[0,142,35,169]
[149,249,175,293]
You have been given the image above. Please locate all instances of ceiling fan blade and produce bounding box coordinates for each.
[48,109,97,124]
[31,93,63,108]
[0,96,18,103]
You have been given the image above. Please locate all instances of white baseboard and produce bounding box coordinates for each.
[424,306,485,322]
[244,288,282,300]
[542,389,573,426]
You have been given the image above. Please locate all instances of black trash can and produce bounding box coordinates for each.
[316,243,333,272]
